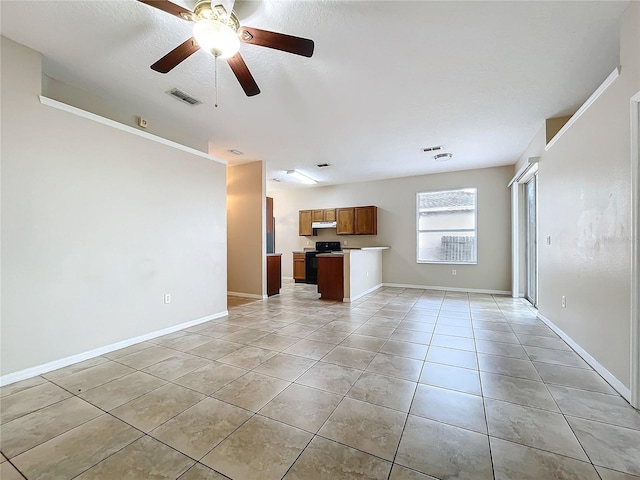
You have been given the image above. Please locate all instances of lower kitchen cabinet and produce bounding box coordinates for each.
[293,253,306,282]
[317,255,344,301]
[267,254,282,296]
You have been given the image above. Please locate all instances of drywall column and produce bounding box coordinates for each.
[227,161,266,298]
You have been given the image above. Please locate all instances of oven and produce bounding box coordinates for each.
[305,241,341,285]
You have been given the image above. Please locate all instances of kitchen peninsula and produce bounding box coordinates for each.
[317,247,389,302]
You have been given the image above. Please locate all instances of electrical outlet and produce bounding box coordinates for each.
[306,240,310,245]
[164,293,171,304]
[452,269,457,276]
[343,240,348,245]
[561,296,566,308]
[547,236,552,245]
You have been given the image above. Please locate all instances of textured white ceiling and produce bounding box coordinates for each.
[0,0,628,188]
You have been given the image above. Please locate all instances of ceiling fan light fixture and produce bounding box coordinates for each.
[286,170,317,185]
[193,19,240,58]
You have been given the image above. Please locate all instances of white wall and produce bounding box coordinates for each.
[1,37,228,377]
[227,161,266,297]
[344,249,384,301]
[536,1,640,389]
[270,165,513,293]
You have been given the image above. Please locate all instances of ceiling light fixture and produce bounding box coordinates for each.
[192,1,240,59]
[434,153,453,162]
[286,170,317,185]
[191,1,241,107]
[193,18,240,59]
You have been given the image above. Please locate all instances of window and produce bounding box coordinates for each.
[417,187,477,264]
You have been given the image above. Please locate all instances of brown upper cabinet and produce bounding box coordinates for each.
[355,206,377,235]
[312,209,324,222]
[336,208,355,235]
[324,209,336,221]
[301,206,376,236]
[299,210,313,236]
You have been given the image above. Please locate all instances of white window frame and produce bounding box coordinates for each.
[416,187,478,265]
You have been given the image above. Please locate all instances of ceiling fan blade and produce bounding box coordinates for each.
[227,53,260,97]
[151,37,200,73]
[136,0,193,20]
[240,27,314,57]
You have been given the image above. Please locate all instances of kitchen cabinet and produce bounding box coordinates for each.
[336,208,354,235]
[299,210,313,236]
[267,254,282,296]
[293,253,306,282]
[355,206,377,235]
[312,209,336,222]
[323,209,336,221]
[312,209,324,222]
[317,255,344,301]
[301,206,377,236]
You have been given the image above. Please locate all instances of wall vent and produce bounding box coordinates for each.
[422,145,443,153]
[316,163,331,167]
[167,88,202,106]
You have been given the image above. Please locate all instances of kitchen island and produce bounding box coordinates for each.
[317,247,389,302]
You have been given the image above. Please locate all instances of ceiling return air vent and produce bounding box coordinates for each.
[166,88,202,106]
[422,145,443,153]
[316,163,331,168]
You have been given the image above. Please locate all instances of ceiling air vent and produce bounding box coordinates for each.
[316,163,331,168]
[167,88,202,106]
[422,145,443,153]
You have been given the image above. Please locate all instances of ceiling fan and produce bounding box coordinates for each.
[137,0,314,97]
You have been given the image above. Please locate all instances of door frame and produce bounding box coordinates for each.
[631,90,640,409]
[524,174,538,307]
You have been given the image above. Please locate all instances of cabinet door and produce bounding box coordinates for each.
[355,206,377,235]
[312,210,324,222]
[293,254,306,281]
[336,208,355,235]
[267,255,281,296]
[299,210,313,236]
[324,209,336,222]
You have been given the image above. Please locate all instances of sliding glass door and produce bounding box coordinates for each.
[525,175,537,306]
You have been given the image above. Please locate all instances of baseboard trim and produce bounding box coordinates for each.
[227,291,265,300]
[344,284,383,303]
[0,311,228,387]
[537,312,631,402]
[382,283,511,296]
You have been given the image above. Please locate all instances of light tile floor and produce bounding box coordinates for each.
[2,281,640,479]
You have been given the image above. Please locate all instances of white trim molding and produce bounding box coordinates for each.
[344,284,383,303]
[546,67,620,151]
[382,283,510,296]
[537,313,631,402]
[0,311,228,387]
[39,96,226,165]
[227,291,266,300]
[631,90,640,409]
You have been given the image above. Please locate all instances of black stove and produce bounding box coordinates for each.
[305,242,342,284]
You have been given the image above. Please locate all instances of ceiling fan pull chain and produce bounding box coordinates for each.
[214,54,219,108]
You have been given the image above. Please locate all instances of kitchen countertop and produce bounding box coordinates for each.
[342,246,390,251]
[266,253,282,256]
